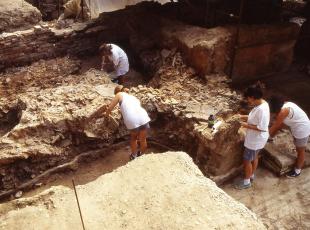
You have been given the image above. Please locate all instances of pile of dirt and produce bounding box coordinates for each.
[0,0,42,33]
[0,152,266,229]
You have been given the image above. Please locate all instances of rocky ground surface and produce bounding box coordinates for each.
[0,49,246,196]
[0,152,266,230]
[0,0,41,33]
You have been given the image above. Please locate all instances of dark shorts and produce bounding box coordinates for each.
[129,122,150,132]
[111,77,120,84]
[243,147,261,161]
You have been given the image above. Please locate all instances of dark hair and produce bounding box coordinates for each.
[268,95,285,114]
[244,84,263,99]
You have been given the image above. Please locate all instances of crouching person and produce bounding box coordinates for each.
[269,96,310,178]
[105,86,150,160]
[235,85,270,190]
[99,43,129,85]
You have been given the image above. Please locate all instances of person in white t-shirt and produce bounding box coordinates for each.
[99,43,129,85]
[269,96,310,178]
[235,85,270,190]
[100,85,150,160]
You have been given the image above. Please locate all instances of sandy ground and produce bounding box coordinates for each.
[222,166,310,230]
[24,142,166,198]
[0,151,265,230]
[1,141,308,229]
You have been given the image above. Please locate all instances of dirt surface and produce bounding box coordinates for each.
[0,0,41,33]
[222,167,310,230]
[0,151,266,230]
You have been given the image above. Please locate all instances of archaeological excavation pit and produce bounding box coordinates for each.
[0,1,310,229]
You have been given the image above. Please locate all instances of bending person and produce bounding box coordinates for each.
[99,43,129,85]
[105,85,150,160]
[269,96,310,178]
[235,85,270,190]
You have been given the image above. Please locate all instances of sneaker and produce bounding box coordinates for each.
[129,153,137,161]
[234,180,251,190]
[137,151,143,157]
[286,170,300,178]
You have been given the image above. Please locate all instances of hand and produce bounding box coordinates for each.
[268,137,274,143]
[240,122,248,128]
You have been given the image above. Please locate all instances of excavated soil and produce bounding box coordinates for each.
[0,152,266,230]
[0,3,309,228]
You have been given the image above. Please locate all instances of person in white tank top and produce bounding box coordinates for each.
[269,96,310,178]
[104,85,150,160]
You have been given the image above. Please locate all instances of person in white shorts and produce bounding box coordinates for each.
[99,43,129,85]
[269,96,310,178]
[103,85,150,160]
[235,85,270,190]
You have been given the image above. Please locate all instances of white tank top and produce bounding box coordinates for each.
[119,92,150,130]
[282,102,310,138]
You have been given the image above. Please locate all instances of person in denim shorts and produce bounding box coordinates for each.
[269,96,310,178]
[235,85,270,190]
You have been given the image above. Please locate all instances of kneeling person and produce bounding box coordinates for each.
[99,43,129,85]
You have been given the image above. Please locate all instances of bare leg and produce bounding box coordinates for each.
[243,160,252,180]
[130,131,139,154]
[138,129,148,154]
[296,147,305,169]
[251,157,259,175]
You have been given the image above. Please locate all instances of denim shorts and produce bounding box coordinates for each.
[294,135,309,148]
[243,147,261,161]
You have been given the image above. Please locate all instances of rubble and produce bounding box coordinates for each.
[0,0,42,33]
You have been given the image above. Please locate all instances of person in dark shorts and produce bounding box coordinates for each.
[104,85,150,160]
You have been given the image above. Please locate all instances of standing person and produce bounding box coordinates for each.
[103,85,150,160]
[235,85,270,190]
[269,96,310,178]
[99,43,129,85]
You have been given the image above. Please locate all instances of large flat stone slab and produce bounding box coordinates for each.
[262,129,310,175]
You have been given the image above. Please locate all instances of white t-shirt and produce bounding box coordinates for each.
[244,101,270,150]
[106,44,129,79]
[119,93,150,130]
[282,102,310,139]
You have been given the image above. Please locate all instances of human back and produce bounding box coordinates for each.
[119,92,150,130]
[282,102,310,139]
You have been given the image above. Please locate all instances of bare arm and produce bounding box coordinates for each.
[105,93,122,116]
[269,108,289,137]
[239,114,248,121]
[241,122,265,132]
